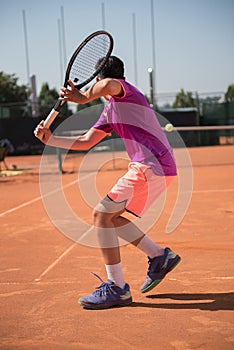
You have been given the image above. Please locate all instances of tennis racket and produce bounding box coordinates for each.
[44,30,114,128]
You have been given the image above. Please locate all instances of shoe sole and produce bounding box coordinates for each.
[78,298,132,310]
[141,256,181,294]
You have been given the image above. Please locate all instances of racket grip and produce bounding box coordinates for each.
[43,109,59,128]
[43,100,64,128]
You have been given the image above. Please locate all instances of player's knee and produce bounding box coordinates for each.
[92,209,112,227]
[93,196,125,226]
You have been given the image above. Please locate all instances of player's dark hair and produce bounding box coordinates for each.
[96,56,125,79]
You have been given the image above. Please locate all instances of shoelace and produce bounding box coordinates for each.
[91,272,116,297]
[147,256,161,274]
[147,257,153,273]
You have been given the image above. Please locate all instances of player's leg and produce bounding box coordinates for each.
[112,214,164,255]
[108,163,181,293]
[93,205,125,287]
[78,202,132,309]
[112,214,181,293]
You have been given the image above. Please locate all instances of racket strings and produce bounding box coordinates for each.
[69,34,112,85]
[71,45,109,75]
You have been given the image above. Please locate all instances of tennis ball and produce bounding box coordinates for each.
[165,123,174,132]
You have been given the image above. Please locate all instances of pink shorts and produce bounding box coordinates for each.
[108,162,175,217]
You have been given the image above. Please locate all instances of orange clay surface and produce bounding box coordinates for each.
[0,146,234,350]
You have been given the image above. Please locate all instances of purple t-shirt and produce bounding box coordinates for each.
[93,79,177,176]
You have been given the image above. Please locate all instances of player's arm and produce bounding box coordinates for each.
[59,78,123,104]
[34,121,107,150]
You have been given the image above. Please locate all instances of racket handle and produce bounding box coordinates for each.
[43,100,65,128]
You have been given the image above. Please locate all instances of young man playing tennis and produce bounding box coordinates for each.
[34,56,181,309]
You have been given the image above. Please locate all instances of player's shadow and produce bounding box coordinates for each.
[130,292,234,311]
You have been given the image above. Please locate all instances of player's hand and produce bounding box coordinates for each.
[34,120,52,144]
[59,80,83,103]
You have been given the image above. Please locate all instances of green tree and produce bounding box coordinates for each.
[225,84,234,102]
[38,83,74,117]
[199,96,221,104]
[0,71,29,103]
[172,89,196,108]
[38,83,59,116]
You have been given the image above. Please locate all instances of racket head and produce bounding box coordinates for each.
[64,30,114,89]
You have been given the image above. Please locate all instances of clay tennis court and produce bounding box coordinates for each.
[0,145,234,350]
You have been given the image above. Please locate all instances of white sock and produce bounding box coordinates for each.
[105,262,125,289]
[137,235,164,258]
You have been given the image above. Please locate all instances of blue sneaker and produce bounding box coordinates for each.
[140,247,181,293]
[79,273,132,309]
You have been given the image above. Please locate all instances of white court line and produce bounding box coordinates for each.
[169,277,234,281]
[0,276,233,286]
[203,277,234,280]
[0,194,46,218]
[2,174,233,281]
[170,188,234,194]
[0,281,79,285]
[192,188,234,193]
[34,242,77,282]
[1,177,233,218]
[0,173,93,218]
[1,172,94,282]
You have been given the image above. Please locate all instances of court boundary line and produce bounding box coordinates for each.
[2,186,233,218]
[34,242,77,282]
[1,173,94,282]
[192,188,234,193]
[0,276,233,286]
[1,174,233,282]
[0,173,94,218]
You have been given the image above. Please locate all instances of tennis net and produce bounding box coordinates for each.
[166,125,234,147]
[55,125,234,173]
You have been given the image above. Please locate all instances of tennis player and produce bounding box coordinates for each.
[34,56,181,309]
